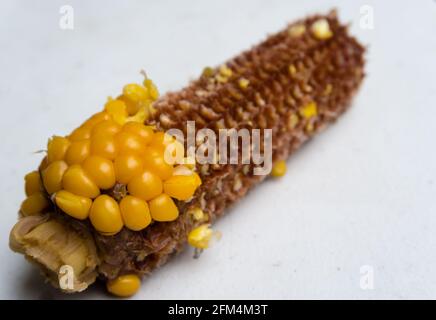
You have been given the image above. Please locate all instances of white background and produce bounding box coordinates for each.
[0,0,435,299]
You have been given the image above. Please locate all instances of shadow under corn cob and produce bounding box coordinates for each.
[10,11,365,293]
[96,11,365,278]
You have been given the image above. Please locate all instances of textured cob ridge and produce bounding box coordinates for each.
[10,11,365,296]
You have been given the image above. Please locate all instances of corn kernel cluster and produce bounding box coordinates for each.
[21,78,202,236]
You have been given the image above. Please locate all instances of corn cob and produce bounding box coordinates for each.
[9,11,365,296]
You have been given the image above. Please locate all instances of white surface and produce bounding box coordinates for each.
[1,0,436,300]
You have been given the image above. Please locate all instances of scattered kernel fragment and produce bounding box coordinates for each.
[219,64,233,77]
[311,18,333,40]
[238,78,250,89]
[287,113,299,129]
[271,160,287,177]
[107,274,141,297]
[288,64,297,76]
[188,224,213,249]
[288,24,306,37]
[188,207,206,222]
[299,101,318,119]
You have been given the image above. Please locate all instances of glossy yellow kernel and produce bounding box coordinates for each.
[219,64,233,77]
[149,193,179,222]
[299,101,318,119]
[42,160,68,194]
[123,84,149,104]
[128,171,162,201]
[47,136,70,164]
[69,126,92,141]
[114,154,143,184]
[117,95,140,116]
[238,78,250,89]
[81,111,111,129]
[163,175,199,201]
[143,79,159,100]
[83,156,116,189]
[104,99,128,125]
[24,171,43,196]
[119,196,151,231]
[92,120,122,137]
[143,150,174,180]
[55,190,92,220]
[188,224,213,249]
[122,122,153,145]
[89,195,123,235]
[62,165,100,198]
[65,139,90,165]
[90,133,118,160]
[271,160,287,177]
[21,192,50,216]
[115,131,146,155]
[107,274,141,297]
[311,18,333,40]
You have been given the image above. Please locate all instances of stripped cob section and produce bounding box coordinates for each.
[9,11,365,296]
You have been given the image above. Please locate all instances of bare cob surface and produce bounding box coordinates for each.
[9,11,365,296]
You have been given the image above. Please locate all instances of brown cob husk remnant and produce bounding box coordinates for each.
[10,11,365,292]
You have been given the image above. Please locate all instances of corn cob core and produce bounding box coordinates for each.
[10,11,365,295]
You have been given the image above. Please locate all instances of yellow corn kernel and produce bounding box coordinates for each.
[90,133,118,160]
[69,126,92,142]
[188,207,206,222]
[149,193,179,222]
[24,171,43,196]
[92,120,122,137]
[55,190,92,220]
[21,192,50,216]
[81,111,111,129]
[238,78,250,89]
[127,171,162,201]
[143,79,159,101]
[288,24,306,37]
[114,153,143,185]
[119,196,151,231]
[105,99,128,125]
[271,160,287,177]
[42,160,68,194]
[143,149,174,180]
[115,131,147,155]
[82,156,116,190]
[188,224,213,249]
[219,64,233,77]
[89,195,123,235]
[163,174,199,201]
[123,84,149,103]
[311,18,333,40]
[299,101,318,119]
[47,136,70,164]
[107,274,141,298]
[201,66,214,78]
[65,139,90,165]
[62,165,100,199]
[122,122,153,145]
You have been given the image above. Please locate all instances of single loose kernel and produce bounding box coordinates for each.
[149,193,179,221]
[47,136,70,164]
[122,122,153,145]
[119,196,151,231]
[92,120,122,137]
[107,274,141,297]
[299,101,318,119]
[65,139,90,165]
[288,24,306,37]
[24,171,43,196]
[42,160,68,194]
[55,190,92,220]
[21,192,50,216]
[62,165,100,198]
[311,18,333,40]
[188,207,206,222]
[89,195,123,235]
[127,171,162,201]
[114,153,143,184]
[82,156,116,190]
[271,160,287,177]
[90,133,118,160]
[163,174,199,201]
[238,78,250,89]
[104,99,128,125]
[188,224,213,249]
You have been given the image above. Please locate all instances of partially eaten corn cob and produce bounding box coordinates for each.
[9,11,365,296]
